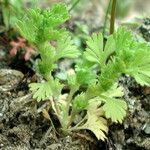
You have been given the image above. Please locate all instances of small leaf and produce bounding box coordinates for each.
[99,84,127,123]
[84,33,103,64]
[29,78,63,101]
[74,97,108,140]
[47,3,70,27]
[73,93,88,112]
[80,111,108,140]
[103,98,127,123]
[84,33,116,69]
[113,27,134,55]
[50,79,63,97]
[100,83,124,98]
[29,81,52,101]
[67,74,77,86]
[75,65,97,85]
[98,58,125,90]
[101,35,115,65]
[55,35,81,60]
[134,73,150,86]
[124,43,150,86]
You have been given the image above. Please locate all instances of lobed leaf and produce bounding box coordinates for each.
[80,110,108,140]
[84,32,115,69]
[16,3,70,44]
[99,83,127,123]
[29,79,63,101]
[120,41,150,86]
[29,81,52,102]
[103,98,127,123]
[54,35,81,60]
[72,93,88,112]
[84,33,103,64]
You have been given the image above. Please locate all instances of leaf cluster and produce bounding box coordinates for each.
[17,3,70,44]
[17,3,80,79]
[17,3,150,141]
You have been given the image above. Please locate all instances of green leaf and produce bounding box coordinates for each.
[99,84,127,123]
[84,33,103,64]
[16,18,38,43]
[112,27,150,86]
[29,78,63,101]
[16,3,70,43]
[103,98,127,123]
[124,42,150,86]
[85,82,102,100]
[36,43,55,77]
[113,27,134,55]
[73,93,88,112]
[99,57,126,90]
[75,64,97,85]
[47,3,70,27]
[102,35,115,64]
[67,74,77,86]
[54,35,81,60]
[50,79,63,97]
[134,73,150,86]
[2,0,24,30]
[29,81,52,102]
[100,83,124,98]
[84,33,115,68]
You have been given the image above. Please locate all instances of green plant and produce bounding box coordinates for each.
[17,3,150,140]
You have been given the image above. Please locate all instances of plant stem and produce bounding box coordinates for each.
[69,0,81,12]
[66,87,77,115]
[110,0,117,34]
[103,0,112,37]
[67,109,75,128]
[65,86,78,128]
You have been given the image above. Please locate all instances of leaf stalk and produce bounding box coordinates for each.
[110,0,117,34]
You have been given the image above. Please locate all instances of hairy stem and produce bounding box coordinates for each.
[110,0,117,34]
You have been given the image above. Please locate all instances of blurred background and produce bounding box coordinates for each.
[38,0,150,32]
[1,0,150,31]
[1,0,150,39]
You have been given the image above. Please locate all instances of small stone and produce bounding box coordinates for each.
[0,69,24,92]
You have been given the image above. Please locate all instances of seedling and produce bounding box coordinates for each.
[17,3,150,140]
